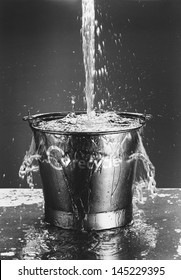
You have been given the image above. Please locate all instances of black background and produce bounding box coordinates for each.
[0,0,181,188]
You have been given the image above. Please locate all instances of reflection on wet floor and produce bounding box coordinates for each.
[18,206,158,260]
[0,188,181,260]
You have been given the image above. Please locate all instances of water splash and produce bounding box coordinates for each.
[131,132,157,203]
[21,227,49,260]
[35,111,143,133]
[19,136,40,189]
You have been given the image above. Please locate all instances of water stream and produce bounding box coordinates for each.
[82,0,95,117]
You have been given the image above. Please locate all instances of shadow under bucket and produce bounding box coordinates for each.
[24,111,149,231]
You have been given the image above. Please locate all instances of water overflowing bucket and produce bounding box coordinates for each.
[23,111,149,231]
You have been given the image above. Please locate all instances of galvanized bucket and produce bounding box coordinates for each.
[24,111,148,231]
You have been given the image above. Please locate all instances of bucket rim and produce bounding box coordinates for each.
[23,111,150,135]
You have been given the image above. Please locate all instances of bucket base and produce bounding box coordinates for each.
[44,205,133,231]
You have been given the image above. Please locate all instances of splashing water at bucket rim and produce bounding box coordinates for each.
[23,111,151,135]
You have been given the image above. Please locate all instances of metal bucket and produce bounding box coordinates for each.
[24,111,148,231]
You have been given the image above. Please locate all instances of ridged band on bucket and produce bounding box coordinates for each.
[45,205,133,231]
[84,205,133,230]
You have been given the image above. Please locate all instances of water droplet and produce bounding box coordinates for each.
[101,99,105,107]
[101,67,104,76]
[96,26,101,36]
[98,44,102,55]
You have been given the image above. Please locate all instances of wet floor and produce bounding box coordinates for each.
[0,188,181,260]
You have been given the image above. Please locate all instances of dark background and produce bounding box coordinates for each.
[0,0,181,188]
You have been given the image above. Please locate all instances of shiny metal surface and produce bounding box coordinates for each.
[45,206,132,231]
[0,188,181,260]
[27,112,145,230]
